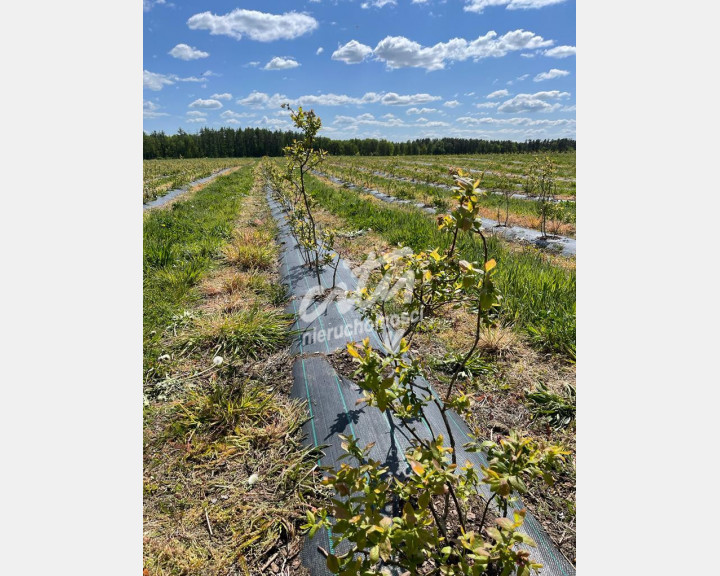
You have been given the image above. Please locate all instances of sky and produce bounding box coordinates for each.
[143,0,576,142]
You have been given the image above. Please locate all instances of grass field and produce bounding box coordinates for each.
[143,163,323,575]
[143,158,250,204]
[144,155,577,571]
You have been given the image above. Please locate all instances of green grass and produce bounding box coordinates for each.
[305,173,576,360]
[193,307,294,361]
[322,162,575,227]
[143,166,254,373]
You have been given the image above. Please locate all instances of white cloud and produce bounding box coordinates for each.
[373,30,552,71]
[211,93,232,100]
[187,117,207,124]
[487,89,509,99]
[381,92,442,106]
[475,102,499,109]
[411,0,429,3]
[520,52,536,58]
[534,68,569,82]
[143,70,175,91]
[263,57,300,70]
[169,44,209,60]
[252,116,294,130]
[187,8,318,42]
[406,107,438,115]
[143,70,209,91]
[221,110,256,119]
[316,47,324,55]
[332,40,373,64]
[333,113,406,129]
[496,90,570,113]
[464,0,567,13]
[143,100,169,119]
[444,100,461,108]
[189,98,224,110]
[544,45,576,58]
[235,90,440,109]
[456,116,575,127]
[361,0,397,8]
[143,0,167,12]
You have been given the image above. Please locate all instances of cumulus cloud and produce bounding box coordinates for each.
[496,90,570,113]
[235,90,440,109]
[187,117,208,124]
[475,102,499,109]
[143,70,208,91]
[486,89,509,99]
[381,93,442,105]
[211,93,232,100]
[361,0,397,8]
[456,116,575,127]
[143,70,175,91]
[332,40,373,64]
[464,0,567,13]
[169,44,209,60]
[534,68,569,81]
[143,0,167,12]
[406,107,438,115]
[333,113,406,129]
[316,47,324,55]
[372,30,552,70]
[444,100,461,108]
[544,45,576,58]
[187,8,318,42]
[186,111,206,117]
[221,110,256,119]
[263,57,300,70]
[143,100,169,119]
[189,98,224,109]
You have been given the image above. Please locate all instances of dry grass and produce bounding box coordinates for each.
[144,161,323,576]
[223,229,276,270]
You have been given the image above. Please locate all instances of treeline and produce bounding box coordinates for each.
[143,127,575,159]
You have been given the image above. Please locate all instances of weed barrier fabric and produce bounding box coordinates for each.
[142,168,235,211]
[312,170,576,257]
[268,189,575,576]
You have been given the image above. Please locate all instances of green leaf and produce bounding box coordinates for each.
[326,554,340,573]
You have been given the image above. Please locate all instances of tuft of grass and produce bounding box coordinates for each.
[195,307,294,360]
[223,229,276,269]
[175,377,301,441]
[525,382,576,429]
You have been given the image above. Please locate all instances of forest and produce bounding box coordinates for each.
[143,126,576,159]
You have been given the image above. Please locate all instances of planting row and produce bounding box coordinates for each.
[261,105,575,572]
[142,158,248,203]
[320,160,576,238]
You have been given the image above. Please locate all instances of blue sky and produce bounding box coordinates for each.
[143,0,575,142]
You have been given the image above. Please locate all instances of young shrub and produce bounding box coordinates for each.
[305,169,568,575]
